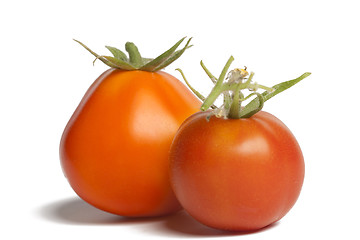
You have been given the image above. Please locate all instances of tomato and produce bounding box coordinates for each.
[169,110,304,231]
[60,38,201,217]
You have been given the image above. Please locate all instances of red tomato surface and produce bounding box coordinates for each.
[60,69,201,217]
[169,111,304,231]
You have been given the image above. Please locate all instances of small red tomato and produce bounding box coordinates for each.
[169,110,304,231]
[170,57,310,231]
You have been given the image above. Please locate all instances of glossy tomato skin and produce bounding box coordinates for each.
[169,111,304,231]
[60,69,201,217]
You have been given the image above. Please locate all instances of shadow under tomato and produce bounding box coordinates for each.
[38,197,279,237]
[37,197,166,225]
[157,210,280,237]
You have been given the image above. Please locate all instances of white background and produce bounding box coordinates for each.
[1,0,359,239]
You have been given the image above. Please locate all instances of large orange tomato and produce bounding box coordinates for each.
[60,38,201,217]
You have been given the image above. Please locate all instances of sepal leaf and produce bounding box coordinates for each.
[101,56,136,70]
[239,92,265,118]
[105,46,128,61]
[74,37,192,72]
[240,72,311,117]
[141,37,192,72]
[179,55,311,119]
[152,39,193,71]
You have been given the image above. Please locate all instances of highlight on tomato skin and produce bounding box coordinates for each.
[169,56,310,231]
[60,38,201,217]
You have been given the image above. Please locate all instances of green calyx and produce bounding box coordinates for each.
[177,56,311,119]
[74,37,193,72]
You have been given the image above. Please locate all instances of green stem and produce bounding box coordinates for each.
[200,60,217,83]
[75,37,192,72]
[222,81,273,92]
[184,55,310,119]
[243,72,254,88]
[228,83,244,119]
[201,56,234,111]
[176,68,217,109]
[239,93,265,118]
[176,68,206,101]
[254,83,274,92]
[125,42,143,68]
[223,92,232,113]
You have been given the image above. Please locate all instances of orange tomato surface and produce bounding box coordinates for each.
[60,69,201,217]
[169,111,304,231]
